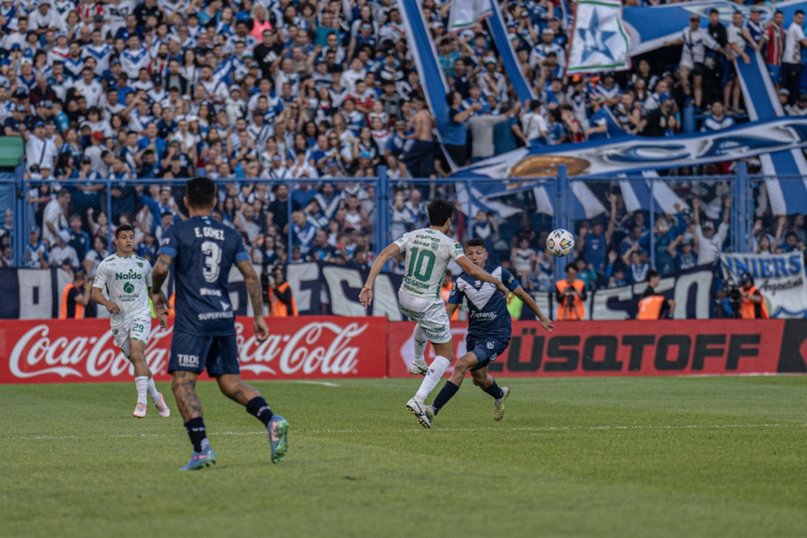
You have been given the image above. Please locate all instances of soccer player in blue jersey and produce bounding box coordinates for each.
[426,239,554,424]
[150,177,288,470]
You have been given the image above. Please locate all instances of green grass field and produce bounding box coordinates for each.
[1,376,806,537]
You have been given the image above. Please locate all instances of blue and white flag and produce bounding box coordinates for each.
[568,0,630,74]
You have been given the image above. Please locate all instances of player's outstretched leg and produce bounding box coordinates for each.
[472,370,509,421]
[172,370,217,470]
[426,352,478,424]
[217,375,289,464]
[408,325,428,376]
[407,341,454,429]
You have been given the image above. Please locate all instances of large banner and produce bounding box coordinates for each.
[288,262,714,320]
[721,252,807,318]
[453,116,807,180]
[2,318,806,382]
[0,317,388,384]
[388,320,786,377]
[287,262,405,319]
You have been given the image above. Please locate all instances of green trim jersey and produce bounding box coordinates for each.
[92,254,153,326]
[393,228,466,299]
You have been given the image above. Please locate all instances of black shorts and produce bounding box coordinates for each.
[692,62,704,76]
[168,331,240,377]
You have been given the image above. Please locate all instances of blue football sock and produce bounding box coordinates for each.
[483,380,504,399]
[431,381,460,416]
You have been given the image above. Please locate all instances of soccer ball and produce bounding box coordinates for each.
[547,229,575,257]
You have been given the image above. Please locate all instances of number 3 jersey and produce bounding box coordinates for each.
[393,228,466,299]
[158,215,250,336]
[93,254,153,327]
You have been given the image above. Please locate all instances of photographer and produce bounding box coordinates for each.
[737,272,769,319]
[637,270,675,320]
[555,264,587,321]
[267,265,298,317]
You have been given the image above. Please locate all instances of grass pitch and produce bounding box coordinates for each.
[1,376,806,537]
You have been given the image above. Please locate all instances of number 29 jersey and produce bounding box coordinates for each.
[158,215,250,336]
[393,228,466,299]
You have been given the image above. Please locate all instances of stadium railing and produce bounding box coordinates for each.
[11,167,805,273]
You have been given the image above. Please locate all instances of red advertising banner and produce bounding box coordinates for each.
[387,320,786,377]
[0,317,388,383]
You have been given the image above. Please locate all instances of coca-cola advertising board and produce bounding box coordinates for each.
[0,317,387,383]
[387,320,785,377]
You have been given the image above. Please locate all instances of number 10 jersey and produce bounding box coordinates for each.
[393,228,466,299]
[158,215,251,336]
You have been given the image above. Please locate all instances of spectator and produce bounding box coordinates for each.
[693,197,730,265]
[738,272,769,319]
[25,227,48,269]
[782,10,807,103]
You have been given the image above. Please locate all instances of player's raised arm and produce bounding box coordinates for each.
[236,259,269,342]
[360,242,401,308]
[514,286,554,332]
[455,256,509,296]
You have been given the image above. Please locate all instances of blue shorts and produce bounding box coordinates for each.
[168,331,240,377]
[467,337,509,371]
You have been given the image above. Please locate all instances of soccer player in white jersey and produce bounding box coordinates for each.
[91,224,171,419]
[359,200,508,428]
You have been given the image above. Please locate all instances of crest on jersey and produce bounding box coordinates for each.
[123,282,134,294]
[137,261,143,268]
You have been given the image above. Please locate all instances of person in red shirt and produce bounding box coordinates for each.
[765,10,786,85]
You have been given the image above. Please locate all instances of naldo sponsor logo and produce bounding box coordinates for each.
[115,269,142,281]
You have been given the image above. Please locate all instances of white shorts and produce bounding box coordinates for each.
[112,315,151,357]
[398,291,452,344]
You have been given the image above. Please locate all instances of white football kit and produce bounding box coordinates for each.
[393,228,466,344]
[93,254,153,355]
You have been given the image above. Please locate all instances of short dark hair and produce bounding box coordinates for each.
[565,264,578,274]
[115,224,134,237]
[465,238,486,249]
[797,10,805,17]
[186,176,217,209]
[427,200,453,226]
[647,270,660,281]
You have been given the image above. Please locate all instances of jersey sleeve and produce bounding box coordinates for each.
[449,240,465,261]
[448,281,465,304]
[501,267,521,292]
[392,232,409,253]
[233,232,250,263]
[144,261,153,288]
[92,262,107,289]
[157,224,178,258]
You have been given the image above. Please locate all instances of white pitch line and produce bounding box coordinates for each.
[290,380,341,388]
[3,423,805,442]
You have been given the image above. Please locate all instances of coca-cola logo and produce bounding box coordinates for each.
[9,324,171,379]
[5,320,374,381]
[237,321,368,376]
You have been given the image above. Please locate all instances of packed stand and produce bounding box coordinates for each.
[2,0,805,288]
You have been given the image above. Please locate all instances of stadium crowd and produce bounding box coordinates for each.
[0,0,804,295]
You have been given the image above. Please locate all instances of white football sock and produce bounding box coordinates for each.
[147,377,161,402]
[415,356,450,404]
[134,376,149,405]
[413,326,427,362]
